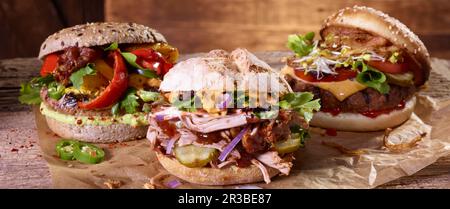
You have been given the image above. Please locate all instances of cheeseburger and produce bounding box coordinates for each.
[282,6,430,131]
[19,22,178,142]
[147,49,320,185]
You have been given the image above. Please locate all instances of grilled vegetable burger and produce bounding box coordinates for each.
[147,49,320,185]
[19,22,178,143]
[282,6,430,131]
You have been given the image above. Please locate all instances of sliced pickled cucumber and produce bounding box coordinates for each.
[174,145,218,168]
[275,134,302,154]
[386,72,414,87]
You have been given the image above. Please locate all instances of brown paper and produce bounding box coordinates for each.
[35,57,450,189]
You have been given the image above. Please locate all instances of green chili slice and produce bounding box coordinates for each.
[73,142,105,164]
[55,140,79,161]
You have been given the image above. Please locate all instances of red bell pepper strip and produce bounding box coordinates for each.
[40,54,59,76]
[131,48,173,76]
[78,50,128,109]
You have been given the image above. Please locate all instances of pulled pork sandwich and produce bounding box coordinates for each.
[282,6,430,131]
[147,49,320,185]
[19,22,178,143]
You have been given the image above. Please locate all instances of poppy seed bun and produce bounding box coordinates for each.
[320,5,430,84]
[39,22,167,59]
[156,153,280,185]
[310,96,416,131]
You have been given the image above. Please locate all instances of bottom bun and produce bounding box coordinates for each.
[45,116,147,143]
[310,96,416,132]
[156,152,279,185]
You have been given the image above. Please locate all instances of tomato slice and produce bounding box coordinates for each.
[131,48,173,77]
[78,50,128,110]
[294,68,357,82]
[368,61,408,74]
[40,53,59,76]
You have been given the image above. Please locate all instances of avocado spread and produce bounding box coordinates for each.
[40,102,148,127]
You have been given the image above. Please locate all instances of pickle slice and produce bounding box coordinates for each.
[386,72,414,87]
[275,134,302,155]
[174,145,218,168]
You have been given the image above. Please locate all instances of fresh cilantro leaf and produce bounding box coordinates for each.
[137,90,161,102]
[18,75,55,105]
[69,63,96,89]
[111,102,120,116]
[104,42,118,51]
[287,32,315,57]
[279,92,321,122]
[120,88,140,114]
[354,61,390,94]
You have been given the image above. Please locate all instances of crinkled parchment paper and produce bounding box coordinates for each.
[35,56,450,189]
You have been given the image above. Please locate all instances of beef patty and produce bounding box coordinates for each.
[287,76,415,113]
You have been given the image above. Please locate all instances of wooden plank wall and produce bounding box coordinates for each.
[105,0,450,59]
[0,0,104,59]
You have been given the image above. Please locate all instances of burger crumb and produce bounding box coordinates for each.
[104,179,122,189]
[143,182,156,189]
[67,164,74,168]
[76,119,83,125]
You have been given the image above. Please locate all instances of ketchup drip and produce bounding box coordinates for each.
[322,107,342,116]
[321,101,406,118]
[360,100,406,118]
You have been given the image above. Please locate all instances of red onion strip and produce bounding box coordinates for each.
[218,126,248,162]
[165,135,179,155]
[166,179,181,188]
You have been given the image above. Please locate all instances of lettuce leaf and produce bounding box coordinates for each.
[286,32,315,57]
[279,92,321,122]
[19,76,55,105]
[354,61,390,94]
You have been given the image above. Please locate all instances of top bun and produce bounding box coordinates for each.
[38,22,167,59]
[320,5,430,85]
[160,48,292,93]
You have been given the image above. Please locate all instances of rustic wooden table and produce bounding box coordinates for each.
[1,54,449,189]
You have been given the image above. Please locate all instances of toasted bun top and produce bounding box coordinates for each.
[38,22,167,59]
[160,48,292,93]
[320,6,431,84]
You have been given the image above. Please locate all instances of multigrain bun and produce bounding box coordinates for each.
[39,22,167,59]
[156,153,280,185]
[320,5,431,83]
[45,116,147,143]
[310,97,416,132]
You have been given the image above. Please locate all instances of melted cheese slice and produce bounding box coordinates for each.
[314,80,367,101]
[282,65,367,101]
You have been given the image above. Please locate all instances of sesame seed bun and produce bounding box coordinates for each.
[310,96,416,131]
[156,152,280,185]
[38,22,167,59]
[320,5,430,85]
